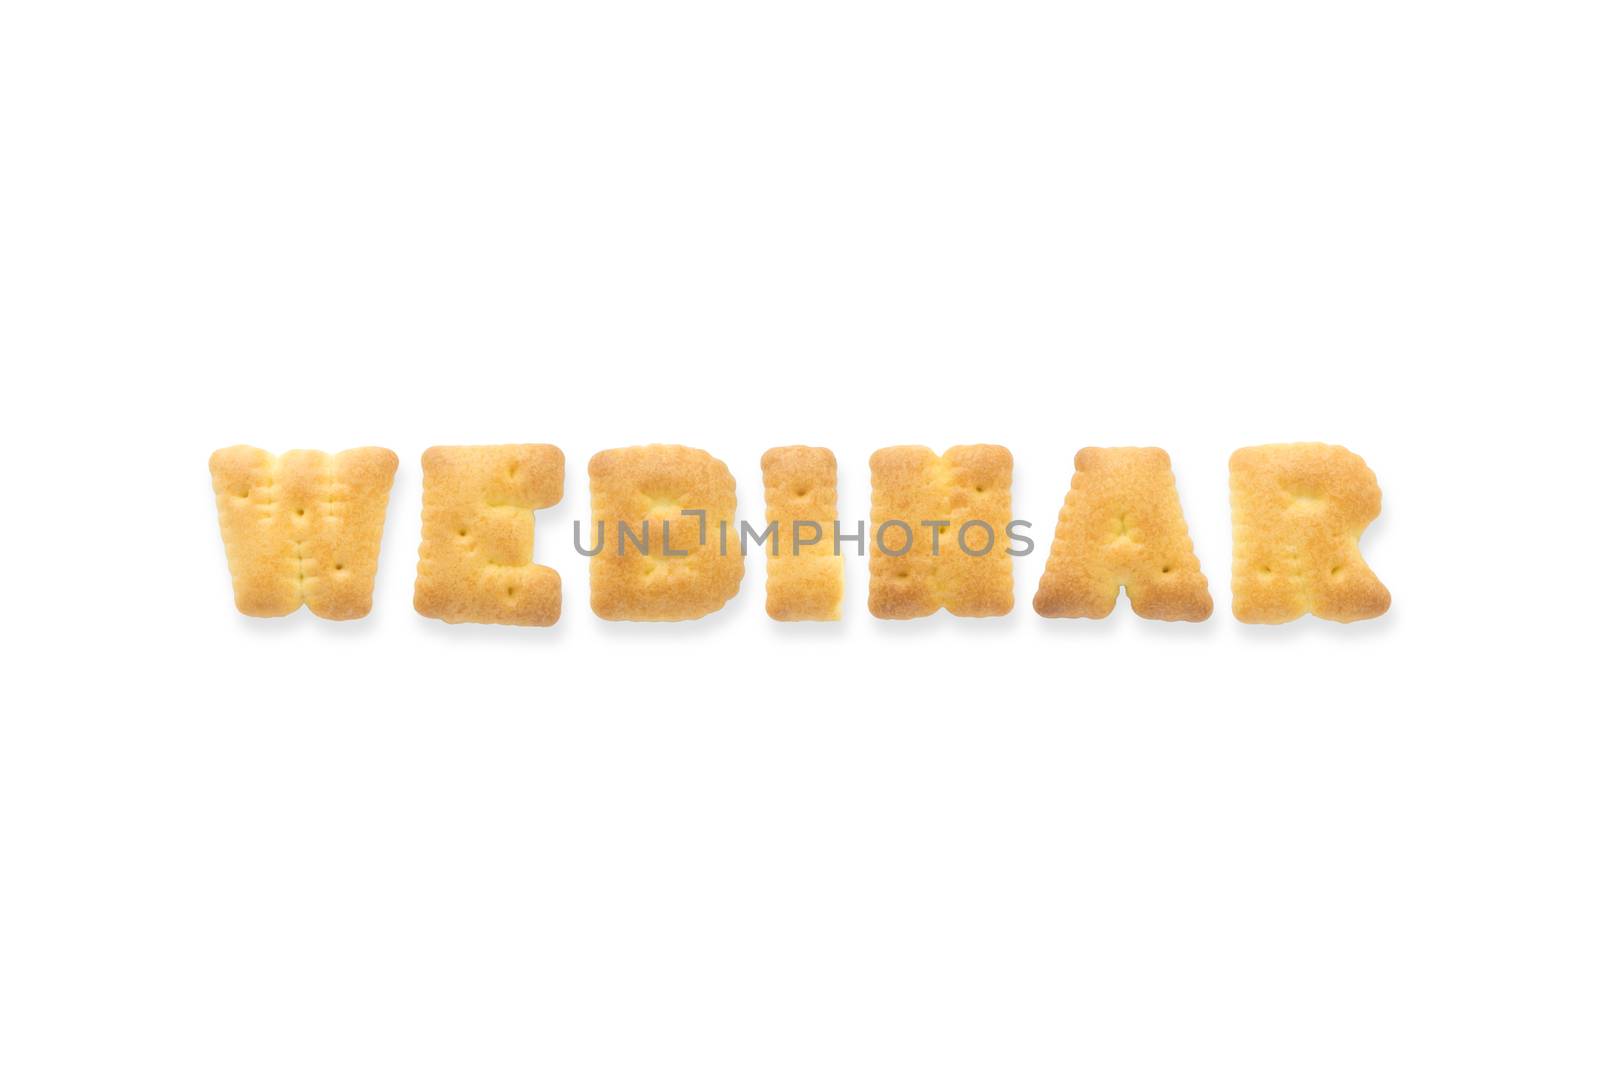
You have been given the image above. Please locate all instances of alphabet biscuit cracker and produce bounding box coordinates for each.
[414,445,565,626]
[1033,447,1211,621]
[762,446,843,621]
[869,445,1013,619]
[1230,443,1390,623]
[589,445,744,621]
[210,445,398,619]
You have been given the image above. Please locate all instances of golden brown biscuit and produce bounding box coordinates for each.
[588,445,744,621]
[210,445,398,619]
[761,446,843,621]
[414,445,564,626]
[869,445,1013,619]
[1230,443,1390,623]
[1033,447,1212,621]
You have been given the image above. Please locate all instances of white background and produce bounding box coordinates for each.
[2,1,1596,1064]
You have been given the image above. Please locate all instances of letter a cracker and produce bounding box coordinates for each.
[1033,447,1212,621]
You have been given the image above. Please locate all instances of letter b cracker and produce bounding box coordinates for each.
[588,445,744,621]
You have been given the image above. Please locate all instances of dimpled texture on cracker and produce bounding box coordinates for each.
[1230,443,1390,623]
[589,445,744,621]
[869,445,1013,619]
[210,445,398,619]
[762,446,843,621]
[1033,447,1212,621]
[414,445,565,626]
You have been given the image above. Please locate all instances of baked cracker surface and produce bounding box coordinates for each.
[1033,447,1212,621]
[210,445,398,619]
[869,444,1013,619]
[414,445,565,626]
[1230,443,1390,623]
[589,445,744,621]
[761,446,843,621]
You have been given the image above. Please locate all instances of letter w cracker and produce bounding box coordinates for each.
[210,445,398,619]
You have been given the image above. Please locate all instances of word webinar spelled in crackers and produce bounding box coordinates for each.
[211,441,1388,628]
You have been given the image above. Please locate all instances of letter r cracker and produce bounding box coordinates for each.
[414,445,565,626]
[210,445,398,619]
[1033,447,1212,621]
[762,446,843,621]
[589,445,744,621]
[1230,443,1390,623]
[869,445,1013,619]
